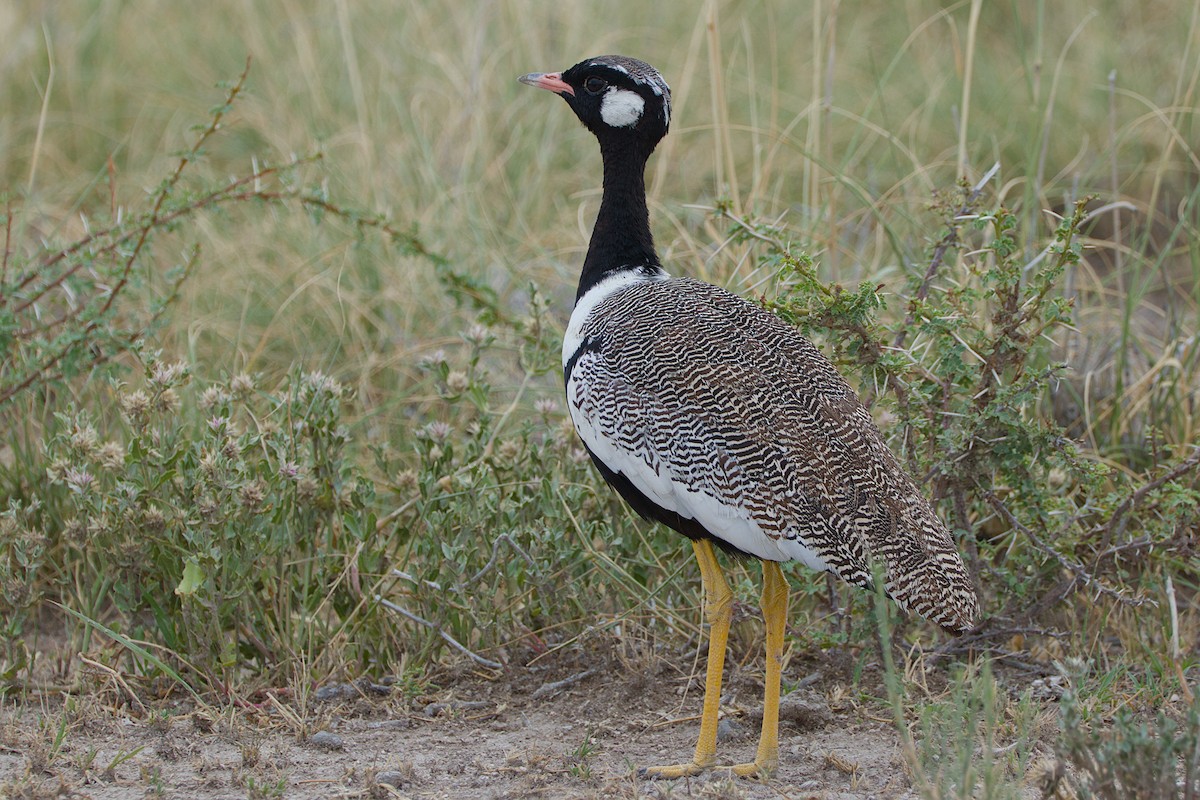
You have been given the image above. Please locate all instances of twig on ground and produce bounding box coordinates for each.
[530,667,599,701]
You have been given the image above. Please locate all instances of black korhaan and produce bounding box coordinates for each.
[519,55,978,780]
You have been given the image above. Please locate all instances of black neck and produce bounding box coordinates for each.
[576,136,662,301]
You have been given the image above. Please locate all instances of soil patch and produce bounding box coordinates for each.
[0,643,1046,799]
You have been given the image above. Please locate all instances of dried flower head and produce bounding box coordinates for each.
[462,323,492,346]
[417,349,447,370]
[143,505,167,532]
[46,458,71,483]
[199,386,230,411]
[63,518,87,544]
[97,442,125,471]
[150,360,188,387]
[304,371,343,397]
[445,371,470,394]
[230,372,255,398]
[423,421,452,443]
[239,480,266,510]
[296,477,320,501]
[70,423,100,458]
[120,390,151,421]
[197,496,219,519]
[64,467,95,494]
[497,439,522,462]
[199,450,221,478]
[395,469,419,492]
[154,388,182,413]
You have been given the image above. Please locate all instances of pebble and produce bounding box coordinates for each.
[717,717,742,742]
[375,770,408,788]
[778,690,833,729]
[309,731,345,750]
[314,678,392,701]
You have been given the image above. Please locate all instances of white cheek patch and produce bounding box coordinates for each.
[600,88,645,128]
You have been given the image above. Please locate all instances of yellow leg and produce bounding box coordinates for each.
[730,559,788,778]
[641,539,733,779]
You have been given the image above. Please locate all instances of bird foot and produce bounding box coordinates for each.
[638,761,711,780]
[726,759,776,780]
[639,759,777,781]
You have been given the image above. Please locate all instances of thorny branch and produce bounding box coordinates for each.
[983,490,1147,613]
[0,247,201,406]
[99,57,253,320]
[1098,445,1200,551]
[2,58,440,409]
[893,161,1000,350]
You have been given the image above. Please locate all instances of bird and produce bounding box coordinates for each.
[519,54,979,780]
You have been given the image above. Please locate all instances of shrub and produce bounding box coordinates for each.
[1060,668,1200,799]
[40,362,384,687]
[0,64,437,689]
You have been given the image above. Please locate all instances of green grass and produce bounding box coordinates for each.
[1,1,1199,796]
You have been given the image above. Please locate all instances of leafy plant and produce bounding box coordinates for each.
[0,63,442,690]
[1060,668,1200,799]
[41,362,383,687]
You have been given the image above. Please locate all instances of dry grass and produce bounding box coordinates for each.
[2,2,1197,403]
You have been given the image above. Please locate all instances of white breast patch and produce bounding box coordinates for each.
[600,88,645,128]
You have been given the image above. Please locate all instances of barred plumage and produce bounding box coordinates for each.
[564,275,978,633]
[520,53,979,780]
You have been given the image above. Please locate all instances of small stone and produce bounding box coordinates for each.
[309,731,345,750]
[777,690,833,729]
[717,717,742,742]
[315,683,354,702]
[375,770,408,788]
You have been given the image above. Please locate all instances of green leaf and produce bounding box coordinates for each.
[175,558,205,597]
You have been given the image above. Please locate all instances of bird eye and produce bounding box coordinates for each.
[584,77,608,95]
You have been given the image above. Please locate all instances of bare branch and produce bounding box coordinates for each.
[1098,445,1200,550]
[983,491,1146,613]
[375,596,502,670]
[894,162,999,350]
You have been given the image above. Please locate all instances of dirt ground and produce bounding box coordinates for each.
[0,643,1049,800]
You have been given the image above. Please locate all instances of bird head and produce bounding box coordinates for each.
[519,55,671,151]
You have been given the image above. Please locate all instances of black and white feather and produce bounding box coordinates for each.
[564,275,978,631]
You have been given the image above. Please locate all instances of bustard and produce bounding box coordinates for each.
[519,54,978,779]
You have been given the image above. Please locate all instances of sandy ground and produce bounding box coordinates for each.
[0,645,1046,799]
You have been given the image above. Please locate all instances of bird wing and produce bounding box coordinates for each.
[565,277,978,632]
